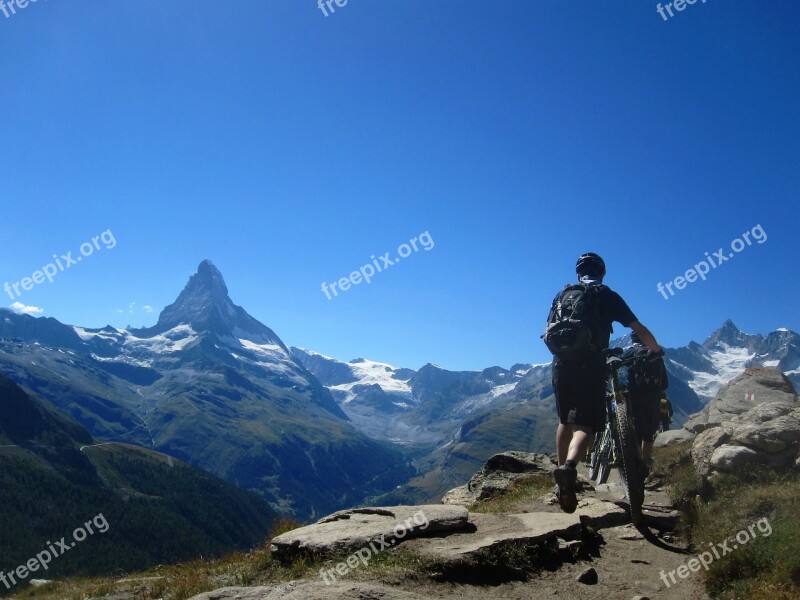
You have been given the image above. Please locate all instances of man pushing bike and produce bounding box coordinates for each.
[622,332,669,477]
[543,252,662,514]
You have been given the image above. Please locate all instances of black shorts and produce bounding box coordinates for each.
[630,388,662,443]
[552,355,608,432]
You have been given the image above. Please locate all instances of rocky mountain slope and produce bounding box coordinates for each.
[296,321,798,504]
[0,375,276,584]
[0,261,413,519]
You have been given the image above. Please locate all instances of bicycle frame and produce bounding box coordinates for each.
[588,347,652,525]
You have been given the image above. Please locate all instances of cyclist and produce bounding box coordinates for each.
[545,253,662,513]
[622,332,668,476]
[659,396,674,432]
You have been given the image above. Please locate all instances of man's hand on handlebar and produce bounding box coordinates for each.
[644,348,665,362]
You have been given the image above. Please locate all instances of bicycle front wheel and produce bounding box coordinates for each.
[614,399,645,526]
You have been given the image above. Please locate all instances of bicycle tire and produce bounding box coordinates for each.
[614,398,645,526]
[598,462,611,485]
[589,433,603,480]
[590,455,600,481]
[592,428,612,483]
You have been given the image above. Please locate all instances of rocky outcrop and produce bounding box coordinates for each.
[189,581,427,599]
[684,368,797,433]
[653,427,696,447]
[404,497,628,565]
[270,505,468,561]
[441,451,556,505]
[692,400,800,477]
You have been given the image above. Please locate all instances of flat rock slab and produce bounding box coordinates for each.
[189,581,426,600]
[270,505,469,561]
[405,497,627,563]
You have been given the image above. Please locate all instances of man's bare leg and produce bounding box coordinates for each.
[556,423,572,465]
[567,426,591,464]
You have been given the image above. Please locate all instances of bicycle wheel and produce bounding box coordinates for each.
[614,398,645,526]
[589,433,603,480]
[598,462,611,485]
[590,453,601,481]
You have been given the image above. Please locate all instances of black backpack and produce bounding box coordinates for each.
[542,283,606,360]
[628,345,667,391]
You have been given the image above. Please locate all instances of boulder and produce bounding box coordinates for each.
[189,581,427,600]
[270,505,468,561]
[685,368,797,433]
[709,444,763,472]
[653,428,695,447]
[692,401,800,477]
[441,451,556,505]
[691,427,731,477]
[730,404,800,453]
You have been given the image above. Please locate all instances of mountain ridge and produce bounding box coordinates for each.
[0,261,414,519]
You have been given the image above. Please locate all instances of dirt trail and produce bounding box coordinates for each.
[385,470,711,600]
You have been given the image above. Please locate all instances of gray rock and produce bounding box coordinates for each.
[709,444,763,472]
[405,497,627,564]
[653,428,695,447]
[189,581,426,600]
[441,451,555,505]
[685,368,797,433]
[730,406,800,453]
[692,400,800,477]
[270,505,468,561]
[691,427,731,476]
[577,567,598,584]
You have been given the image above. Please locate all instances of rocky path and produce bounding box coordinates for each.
[193,467,710,600]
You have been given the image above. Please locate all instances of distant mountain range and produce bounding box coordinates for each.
[294,321,799,504]
[1,260,797,515]
[0,261,413,520]
[0,375,276,584]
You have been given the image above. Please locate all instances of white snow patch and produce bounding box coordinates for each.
[688,344,755,402]
[330,358,413,403]
[491,382,518,398]
[123,324,198,354]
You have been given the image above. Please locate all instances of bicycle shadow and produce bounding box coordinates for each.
[609,498,692,555]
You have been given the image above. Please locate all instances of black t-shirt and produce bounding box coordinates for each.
[595,285,637,349]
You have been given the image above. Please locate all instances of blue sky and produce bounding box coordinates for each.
[1,0,797,370]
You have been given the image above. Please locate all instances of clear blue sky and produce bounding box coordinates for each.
[1,1,797,370]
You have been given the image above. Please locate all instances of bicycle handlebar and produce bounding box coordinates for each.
[603,347,664,370]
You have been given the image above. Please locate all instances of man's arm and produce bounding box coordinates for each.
[629,321,662,353]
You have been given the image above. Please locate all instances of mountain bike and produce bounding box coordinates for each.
[588,347,662,526]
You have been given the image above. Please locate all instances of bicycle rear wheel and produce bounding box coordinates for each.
[614,398,644,526]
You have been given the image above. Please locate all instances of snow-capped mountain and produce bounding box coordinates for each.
[0,261,412,519]
[666,320,800,402]
[292,346,540,444]
[295,321,798,504]
[2,260,796,512]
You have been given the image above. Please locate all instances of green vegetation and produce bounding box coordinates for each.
[10,523,438,600]
[650,439,702,519]
[653,442,800,599]
[468,474,554,514]
[0,446,276,588]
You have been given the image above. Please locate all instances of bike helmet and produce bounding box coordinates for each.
[576,252,606,279]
